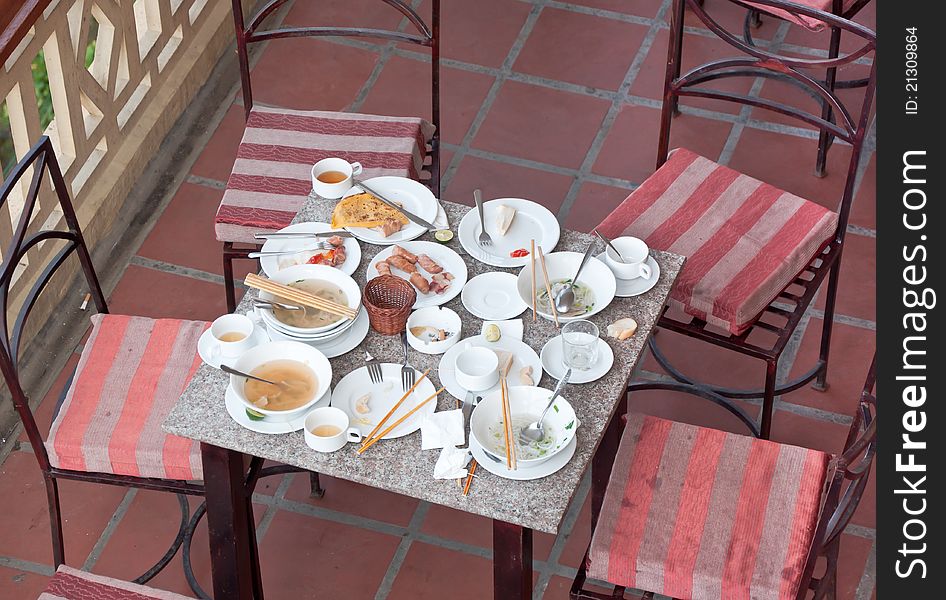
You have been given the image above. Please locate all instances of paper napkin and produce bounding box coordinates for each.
[421,409,465,450]
[433,446,471,479]
[481,319,524,341]
[430,202,449,231]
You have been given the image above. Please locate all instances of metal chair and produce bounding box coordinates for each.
[571,354,876,599]
[219,0,441,311]
[595,0,875,439]
[0,137,298,598]
[741,0,874,176]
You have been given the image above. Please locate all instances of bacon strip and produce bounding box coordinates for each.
[417,254,443,273]
[409,272,430,294]
[386,255,417,273]
[375,260,392,276]
[392,245,419,263]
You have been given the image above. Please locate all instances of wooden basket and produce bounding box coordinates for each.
[362,276,417,335]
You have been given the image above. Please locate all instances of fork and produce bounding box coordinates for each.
[400,332,415,392]
[364,351,383,384]
[247,242,334,259]
[474,189,493,248]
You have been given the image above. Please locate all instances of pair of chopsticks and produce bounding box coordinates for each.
[500,378,517,470]
[527,241,560,327]
[245,273,357,320]
[358,369,445,454]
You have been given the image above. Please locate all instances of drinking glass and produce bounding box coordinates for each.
[562,320,599,371]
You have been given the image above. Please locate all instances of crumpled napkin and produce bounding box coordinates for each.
[433,445,471,479]
[421,409,465,450]
[429,202,450,231]
[482,319,524,341]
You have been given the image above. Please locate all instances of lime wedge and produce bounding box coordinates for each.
[245,408,265,421]
[434,229,454,244]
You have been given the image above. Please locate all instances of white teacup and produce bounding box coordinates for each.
[304,407,362,453]
[604,237,653,280]
[311,158,363,200]
[210,314,255,360]
[455,346,500,392]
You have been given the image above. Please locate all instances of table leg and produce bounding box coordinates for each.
[201,443,258,600]
[492,520,532,599]
[591,393,627,530]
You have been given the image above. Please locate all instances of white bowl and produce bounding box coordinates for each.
[405,307,462,355]
[229,341,332,423]
[470,385,579,467]
[258,264,361,335]
[516,251,616,322]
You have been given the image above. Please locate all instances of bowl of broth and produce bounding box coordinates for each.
[258,264,362,337]
[515,251,616,323]
[229,341,333,422]
[470,386,579,468]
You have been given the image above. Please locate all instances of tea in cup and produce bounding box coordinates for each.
[604,236,653,280]
[210,314,255,360]
[304,407,363,452]
[310,158,363,199]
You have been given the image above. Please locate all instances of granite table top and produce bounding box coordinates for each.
[165,197,683,534]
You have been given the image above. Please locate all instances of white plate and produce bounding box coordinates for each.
[263,307,360,341]
[197,324,269,368]
[458,198,561,267]
[461,272,528,320]
[330,363,437,439]
[437,334,543,401]
[341,177,439,245]
[225,385,327,434]
[266,308,370,359]
[366,241,468,308]
[540,336,614,384]
[469,435,577,481]
[260,222,361,278]
[595,253,660,297]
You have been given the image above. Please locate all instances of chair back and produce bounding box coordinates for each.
[0,137,108,466]
[659,0,876,243]
[796,354,877,598]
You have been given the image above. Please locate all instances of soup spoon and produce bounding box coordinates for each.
[518,369,571,446]
[554,244,596,314]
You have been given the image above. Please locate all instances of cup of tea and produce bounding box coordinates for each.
[454,345,499,392]
[604,236,653,280]
[304,407,363,452]
[210,313,256,360]
[310,158,363,199]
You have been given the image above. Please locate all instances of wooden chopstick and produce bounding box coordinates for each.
[462,460,478,496]
[502,379,517,470]
[244,273,357,319]
[360,368,431,448]
[537,246,559,327]
[357,387,445,454]
[530,239,537,322]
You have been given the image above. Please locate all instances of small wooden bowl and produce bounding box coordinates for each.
[362,275,417,335]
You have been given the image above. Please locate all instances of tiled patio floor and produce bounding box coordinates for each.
[0,1,876,598]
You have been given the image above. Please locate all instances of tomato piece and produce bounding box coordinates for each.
[509,248,530,258]
[306,250,333,265]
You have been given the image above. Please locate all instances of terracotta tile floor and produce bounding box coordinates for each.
[1,1,876,598]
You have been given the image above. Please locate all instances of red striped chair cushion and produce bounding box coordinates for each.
[596,148,837,335]
[588,414,829,600]
[215,105,436,244]
[745,0,861,31]
[40,565,193,599]
[45,315,207,481]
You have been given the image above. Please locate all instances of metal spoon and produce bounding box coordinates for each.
[220,364,285,388]
[554,244,596,314]
[518,369,571,445]
[253,300,303,311]
[593,228,626,263]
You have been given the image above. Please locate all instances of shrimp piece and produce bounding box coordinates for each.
[354,393,371,415]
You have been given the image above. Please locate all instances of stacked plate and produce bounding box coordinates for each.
[257,264,368,357]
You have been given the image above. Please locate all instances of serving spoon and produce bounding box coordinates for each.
[518,369,571,445]
[554,244,596,314]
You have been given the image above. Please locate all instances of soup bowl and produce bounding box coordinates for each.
[258,264,362,335]
[229,341,332,423]
[515,251,616,323]
[470,385,579,468]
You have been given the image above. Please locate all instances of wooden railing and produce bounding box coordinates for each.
[0,0,244,345]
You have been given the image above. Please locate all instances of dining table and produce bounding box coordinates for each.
[164,194,684,600]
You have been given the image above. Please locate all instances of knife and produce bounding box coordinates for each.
[253,230,354,240]
[354,178,437,230]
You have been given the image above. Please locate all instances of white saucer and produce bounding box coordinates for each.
[265,309,370,359]
[197,324,269,368]
[461,272,528,320]
[540,336,614,384]
[595,253,660,297]
[437,334,543,401]
[469,435,577,481]
[224,386,327,434]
